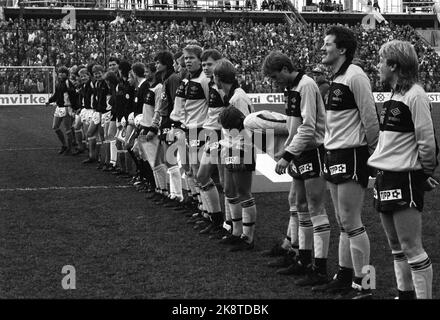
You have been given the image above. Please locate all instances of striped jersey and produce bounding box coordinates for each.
[203,81,227,131]
[170,77,186,124]
[140,83,163,129]
[221,85,254,151]
[368,84,438,175]
[324,62,379,154]
[282,72,325,161]
[181,68,210,130]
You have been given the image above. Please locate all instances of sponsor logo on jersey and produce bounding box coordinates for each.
[379,189,403,201]
[390,107,401,117]
[329,163,346,175]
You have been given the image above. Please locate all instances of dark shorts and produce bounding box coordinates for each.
[223,147,256,172]
[204,130,222,156]
[288,145,324,180]
[185,127,206,151]
[374,170,426,213]
[323,146,370,188]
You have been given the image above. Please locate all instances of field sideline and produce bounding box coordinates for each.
[0,105,439,299]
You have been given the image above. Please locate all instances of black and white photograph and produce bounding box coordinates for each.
[0,0,439,313]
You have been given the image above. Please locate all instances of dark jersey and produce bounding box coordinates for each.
[115,79,135,120]
[79,80,94,109]
[133,79,150,116]
[93,79,110,113]
[48,79,76,108]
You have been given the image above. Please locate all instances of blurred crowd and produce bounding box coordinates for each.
[1,16,440,93]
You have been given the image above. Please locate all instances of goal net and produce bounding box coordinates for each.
[0,66,55,94]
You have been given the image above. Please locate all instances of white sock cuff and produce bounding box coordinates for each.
[408,252,430,265]
[310,214,329,226]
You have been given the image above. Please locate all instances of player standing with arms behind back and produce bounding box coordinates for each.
[315,26,379,299]
[369,40,438,299]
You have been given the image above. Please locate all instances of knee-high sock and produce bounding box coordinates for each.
[392,250,414,293]
[339,226,353,269]
[348,226,370,279]
[152,168,161,194]
[199,191,209,218]
[168,166,183,201]
[126,149,137,175]
[200,179,221,214]
[186,173,197,198]
[224,197,232,231]
[96,140,102,162]
[75,129,84,149]
[289,208,299,247]
[153,164,168,195]
[298,211,313,266]
[168,169,176,198]
[282,222,292,251]
[311,213,330,274]
[117,150,127,172]
[103,141,110,165]
[408,252,433,299]
[311,213,330,259]
[228,197,242,237]
[181,172,190,194]
[241,198,256,243]
[110,140,117,166]
[54,128,66,146]
[88,137,96,159]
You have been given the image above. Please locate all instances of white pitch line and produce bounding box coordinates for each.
[0,185,132,192]
[0,147,58,152]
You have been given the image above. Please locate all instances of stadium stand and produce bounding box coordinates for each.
[1,15,440,94]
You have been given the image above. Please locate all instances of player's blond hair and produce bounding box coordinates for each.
[379,40,418,94]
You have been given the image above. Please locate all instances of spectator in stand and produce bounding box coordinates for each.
[261,0,269,10]
[2,18,440,93]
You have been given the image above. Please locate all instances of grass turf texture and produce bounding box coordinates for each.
[0,105,439,299]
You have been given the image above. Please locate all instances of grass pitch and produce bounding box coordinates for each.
[0,105,439,299]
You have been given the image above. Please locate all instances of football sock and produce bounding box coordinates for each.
[241,197,256,243]
[392,250,414,292]
[408,252,433,299]
[348,226,370,279]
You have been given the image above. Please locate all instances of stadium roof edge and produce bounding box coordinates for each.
[4,7,439,28]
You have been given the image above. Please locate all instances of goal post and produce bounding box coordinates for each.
[0,66,55,94]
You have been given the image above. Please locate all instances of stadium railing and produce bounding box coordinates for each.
[3,0,293,11]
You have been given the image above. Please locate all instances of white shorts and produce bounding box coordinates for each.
[101,111,112,127]
[54,106,73,118]
[116,128,127,143]
[92,111,101,125]
[80,109,88,123]
[128,112,135,126]
[134,114,143,127]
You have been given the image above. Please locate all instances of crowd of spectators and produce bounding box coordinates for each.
[1,16,440,93]
[318,0,343,12]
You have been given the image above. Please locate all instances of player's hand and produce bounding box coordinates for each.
[423,176,439,191]
[146,131,156,142]
[275,158,289,175]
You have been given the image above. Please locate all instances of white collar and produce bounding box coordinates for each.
[137,78,146,88]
